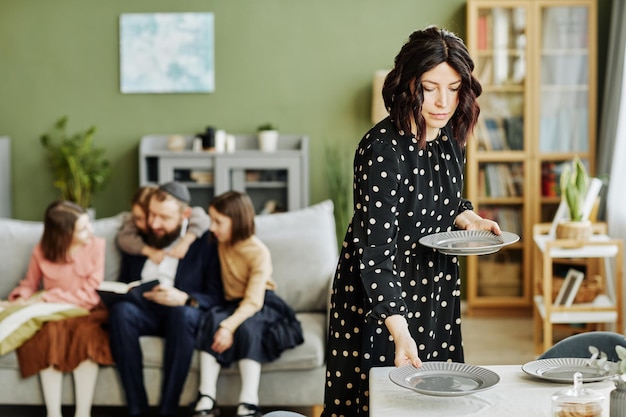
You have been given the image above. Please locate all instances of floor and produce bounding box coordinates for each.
[0,314,538,417]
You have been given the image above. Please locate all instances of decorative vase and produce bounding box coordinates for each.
[610,384,626,417]
[555,220,592,242]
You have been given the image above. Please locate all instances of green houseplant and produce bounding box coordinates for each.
[40,116,110,209]
[560,155,590,222]
[257,123,279,152]
[556,156,592,240]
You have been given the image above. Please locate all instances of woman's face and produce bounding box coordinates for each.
[71,213,93,246]
[208,206,232,243]
[131,203,148,233]
[420,62,461,140]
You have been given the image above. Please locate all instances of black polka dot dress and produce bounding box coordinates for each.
[322,118,471,417]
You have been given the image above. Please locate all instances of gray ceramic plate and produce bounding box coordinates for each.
[522,358,618,383]
[419,230,520,255]
[389,362,500,397]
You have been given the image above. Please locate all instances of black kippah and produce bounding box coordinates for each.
[158,181,191,204]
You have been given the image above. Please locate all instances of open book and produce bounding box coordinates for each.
[97,280,159,308]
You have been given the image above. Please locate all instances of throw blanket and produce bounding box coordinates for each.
[0,302,89,355]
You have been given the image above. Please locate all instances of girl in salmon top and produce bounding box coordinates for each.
[6,200,113,417]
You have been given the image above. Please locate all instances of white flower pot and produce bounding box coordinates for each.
[258,130,279,152]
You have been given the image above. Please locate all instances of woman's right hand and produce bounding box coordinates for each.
[385,315,422,368]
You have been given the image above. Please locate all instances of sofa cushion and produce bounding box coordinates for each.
[0,218,43,299]
[0,213,125,299]
[255,200,338,313]
[91,213,125,283]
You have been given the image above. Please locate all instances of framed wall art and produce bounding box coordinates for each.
[119,12,215,93]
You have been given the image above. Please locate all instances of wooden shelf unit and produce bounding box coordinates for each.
[465,0,598,315]
[532,223,623,353]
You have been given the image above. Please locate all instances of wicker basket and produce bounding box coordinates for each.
[551,274,604,304]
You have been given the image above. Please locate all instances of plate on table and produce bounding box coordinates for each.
[389,362,500,397]
[419,230,520,256]
[521,358,618,383]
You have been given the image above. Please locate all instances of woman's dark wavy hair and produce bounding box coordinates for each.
[382,26,482,149]
[41,200,86,262]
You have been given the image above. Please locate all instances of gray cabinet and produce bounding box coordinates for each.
[139,134,308,213]
[0,137,10,218]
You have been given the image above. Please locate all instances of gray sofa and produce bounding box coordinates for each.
[0,200,338,415]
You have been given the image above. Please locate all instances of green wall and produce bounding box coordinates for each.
[0,0,611,220]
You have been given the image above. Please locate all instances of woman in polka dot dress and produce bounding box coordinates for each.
[322,26,501,417]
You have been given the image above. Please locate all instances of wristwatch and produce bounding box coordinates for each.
[185,295,199,308]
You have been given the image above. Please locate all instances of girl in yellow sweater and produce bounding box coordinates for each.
[192,191,304,417]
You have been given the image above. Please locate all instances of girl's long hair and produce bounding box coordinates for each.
[210,191,255,245]
[41,200,85,262]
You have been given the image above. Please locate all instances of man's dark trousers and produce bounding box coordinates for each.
[109,300,203,416]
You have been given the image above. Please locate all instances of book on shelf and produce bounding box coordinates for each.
[482,163,522,198]
[503,116,524,151]
[541,162,560,197]
[477,14,489,50]
[484,118,509,151]
[475,118,492,151]
[97,279,159,308]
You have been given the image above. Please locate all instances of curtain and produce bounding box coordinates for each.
[596,0,626,322]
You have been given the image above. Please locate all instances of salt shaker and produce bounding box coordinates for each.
[552,372,604,417]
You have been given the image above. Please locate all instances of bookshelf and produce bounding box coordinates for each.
[465,0,597,315]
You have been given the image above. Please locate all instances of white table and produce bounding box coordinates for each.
[369,365,615,416]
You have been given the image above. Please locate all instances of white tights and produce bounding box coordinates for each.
[196,352,261,413]
[39,359,98,417]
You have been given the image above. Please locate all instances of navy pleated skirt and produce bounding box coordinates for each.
[196,290,304,367]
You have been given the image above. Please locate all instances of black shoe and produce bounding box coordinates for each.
[190,392,220,417]
[236,402,262,417]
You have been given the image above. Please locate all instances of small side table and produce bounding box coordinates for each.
[532,223,623,354]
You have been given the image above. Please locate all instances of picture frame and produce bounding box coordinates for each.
[553,268,585,307]
[119,12,215,94]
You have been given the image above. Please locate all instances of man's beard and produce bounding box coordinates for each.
[145,224,182,249]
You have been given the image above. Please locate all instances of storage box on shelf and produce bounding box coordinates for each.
[465,0,597,315]
[532,222,623,354]
[140,134,309,213]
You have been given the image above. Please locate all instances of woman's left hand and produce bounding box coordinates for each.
[455,210,501,235]
[211,327,234,353]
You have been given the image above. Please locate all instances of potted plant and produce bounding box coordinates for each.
[40,116,110,210]
[257,123,279,152]
[556,155,592,240]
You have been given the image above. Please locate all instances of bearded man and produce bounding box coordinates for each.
[109,182,222,417]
